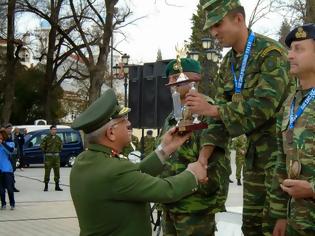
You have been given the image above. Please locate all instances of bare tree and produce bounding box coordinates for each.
[1,0,23,124]
[248,0,274,29]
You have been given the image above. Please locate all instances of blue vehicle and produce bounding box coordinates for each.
[23,128,84,167]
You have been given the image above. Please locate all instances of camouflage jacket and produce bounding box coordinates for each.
[140,136,156,157]
[157,113,221,213]
[202,32,293,169]
[270,88,315,231]
[40,134,63,153]
[231,134,248,158]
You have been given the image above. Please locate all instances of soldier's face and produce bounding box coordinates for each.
[288,39,315,75]
[209,15,240,47]
[50,128,57,136]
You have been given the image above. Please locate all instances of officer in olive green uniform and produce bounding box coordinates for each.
[157,58,224,236]
[231,134,247,186]
[270,24,315,236]
[185,1,293,235]
[140,130,156,157]
[70,88,208,236]
[40,125,63,191]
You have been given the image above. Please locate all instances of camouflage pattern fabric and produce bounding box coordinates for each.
[44,155,60,183]
[162,210,215,236]
[40,134,63,183]
[40,134,63,153]
[141,136,156,156]
[156,113,223,234]
[231,135,247,180]
[201,32,293,235]
[203,0,241,30]
[270,88,315,235]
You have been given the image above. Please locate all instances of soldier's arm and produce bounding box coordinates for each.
[218,50,291,137]
[40,136,47,152]
[108,159,198,203]
[269,109,289,219]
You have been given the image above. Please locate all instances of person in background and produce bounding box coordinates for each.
[13,128,25,170]
[4,123,20,192]
[40,125,63,192]
[140,130,156,157]
[0,130,16,210]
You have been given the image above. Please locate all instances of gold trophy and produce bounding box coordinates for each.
[166,47,208,133]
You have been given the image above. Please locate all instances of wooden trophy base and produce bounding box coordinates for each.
[175,121,208,134]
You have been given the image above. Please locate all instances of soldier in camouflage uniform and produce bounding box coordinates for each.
[231,134,247,186]
[140,130,156,156]
[121,130,139,156]
[157,58,224,236]
[270,24,315,236]
[40,125,63,191]
[185,0,293,235]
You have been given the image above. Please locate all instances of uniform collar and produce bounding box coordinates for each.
[87,143,128,159]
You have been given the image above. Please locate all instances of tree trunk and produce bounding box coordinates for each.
[305,0,315,23]
[88,65,105,104]
[43,0,62,123]
[1,0,16,124]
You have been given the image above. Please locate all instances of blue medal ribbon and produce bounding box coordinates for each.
[231,31,256,94]
[289,88,315,129]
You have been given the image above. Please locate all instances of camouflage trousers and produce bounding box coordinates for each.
[242,160,276,236]
[44,154,60,183]
[235,155,244,180]
[162,210,215,236]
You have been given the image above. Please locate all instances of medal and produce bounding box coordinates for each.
[232,93,243,102]
[288,160,301,179]
[286,129,294,144]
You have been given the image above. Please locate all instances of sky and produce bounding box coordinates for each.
[16,0,284,65]
[116,0,284,64]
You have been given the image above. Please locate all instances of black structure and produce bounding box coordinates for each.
[128,59,172,129]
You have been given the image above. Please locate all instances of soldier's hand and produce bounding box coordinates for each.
[187,161,208,183]
[185,91,219,118]
[280,179,314,199]
[272,219,287,236]
[160,127,192,156]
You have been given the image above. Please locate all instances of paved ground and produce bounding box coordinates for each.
[0,153,243,236]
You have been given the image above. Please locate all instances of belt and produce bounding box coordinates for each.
[45,152,59,156]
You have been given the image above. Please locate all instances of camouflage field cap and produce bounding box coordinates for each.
[165,58,201,86]
[71,89,130,134]
[203,0,241,30]
[285,23,315,47]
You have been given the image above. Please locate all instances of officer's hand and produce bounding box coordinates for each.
[160,127,192,156]
[280,179,314,199]
[272,219,287,236]
[187,161,208,183]
[185,91,219,118]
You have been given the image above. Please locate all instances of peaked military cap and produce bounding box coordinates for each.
[165,58,201,86]
[285,23,315,47]
[203,0,241,30]
[71,89,130,134]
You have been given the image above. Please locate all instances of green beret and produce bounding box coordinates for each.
[165,58,201,78]
[203,0,241,30]
[71,89,130,134]
[285,23,315,47]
